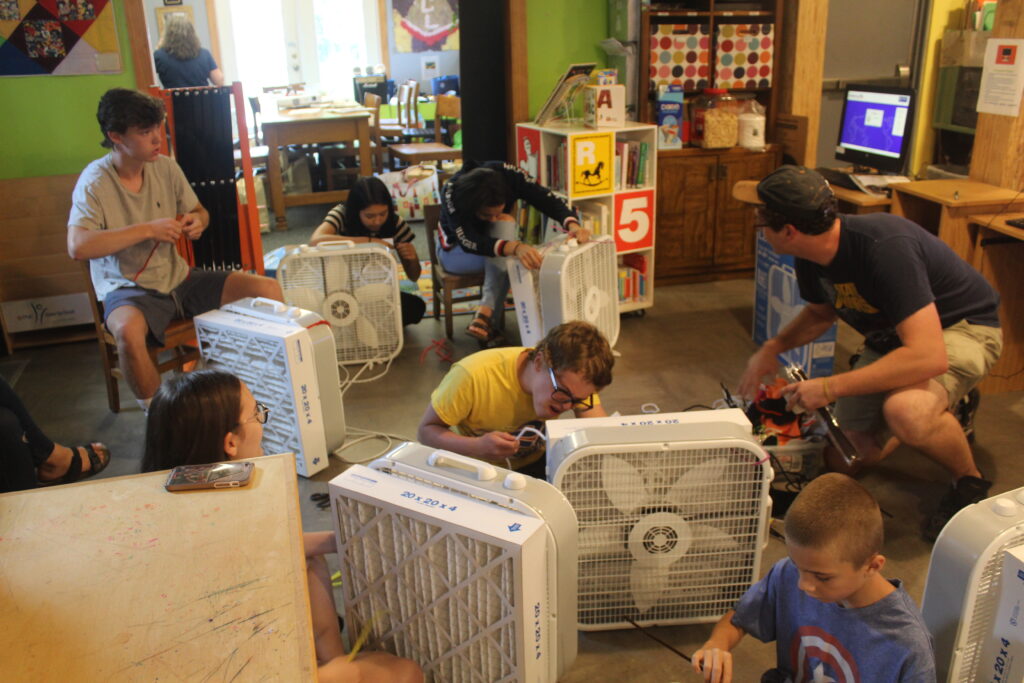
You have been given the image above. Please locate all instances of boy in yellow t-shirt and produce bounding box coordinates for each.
[417,321,614,477]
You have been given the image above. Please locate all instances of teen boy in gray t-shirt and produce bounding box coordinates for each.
[68,88,281,410]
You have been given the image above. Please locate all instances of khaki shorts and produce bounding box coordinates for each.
[835,320,1003,434]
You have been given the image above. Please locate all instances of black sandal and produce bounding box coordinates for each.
[466,314,493,341]
[39,443,111,487]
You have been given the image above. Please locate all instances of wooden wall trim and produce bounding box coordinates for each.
[124,0,155,90]
[378,0,391,73]
[970,0,1024,189]
[206,0,222,68]
[775,0,827,166]
[506,0,528,160]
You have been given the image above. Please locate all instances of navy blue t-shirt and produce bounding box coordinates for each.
[795,213,1000,353]
[154,48,218,88]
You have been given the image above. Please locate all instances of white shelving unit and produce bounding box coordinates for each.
[515,121,657,313]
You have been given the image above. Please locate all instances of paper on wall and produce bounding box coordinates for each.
[977,38,1024,116]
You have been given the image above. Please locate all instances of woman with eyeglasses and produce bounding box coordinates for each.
[141,369,422,683]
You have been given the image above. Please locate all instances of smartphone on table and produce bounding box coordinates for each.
[164,461,255,491]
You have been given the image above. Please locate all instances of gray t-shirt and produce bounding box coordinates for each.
[69,154,197,300]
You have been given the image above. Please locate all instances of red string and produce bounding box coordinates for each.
[419,338,454,365]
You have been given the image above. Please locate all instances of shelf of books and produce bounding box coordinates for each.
[515,121,657,313]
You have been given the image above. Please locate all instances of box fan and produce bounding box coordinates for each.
[276,241,403,365]
[329,442,579,682]
[546,409,772,630]
[194,297,344,477]
[510,235,619,347]
[922,486,1024,682]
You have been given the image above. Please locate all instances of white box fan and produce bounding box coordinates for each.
[510,235,619,347]
[922,486,1024,682]
[194,297,344,477]
[546,409,772,630]
[329,442,579,682]
[276,241,403,365]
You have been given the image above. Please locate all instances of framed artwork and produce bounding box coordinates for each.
[0,0,121,76]
[155,5,193,36]
[392,0,459,53]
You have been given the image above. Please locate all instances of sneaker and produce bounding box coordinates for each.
[922,475,992,542]
[955,388,981,443]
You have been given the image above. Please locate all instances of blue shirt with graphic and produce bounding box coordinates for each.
[732,558,936,682]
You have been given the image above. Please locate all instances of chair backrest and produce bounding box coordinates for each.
[247,96,263,145]
[434,95,460,144]
[400,80,422,128]
[363,92,382,140]
[396,83,412,128]
[424,203,441,265]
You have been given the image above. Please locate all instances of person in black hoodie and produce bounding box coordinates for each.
[436,161,588,343]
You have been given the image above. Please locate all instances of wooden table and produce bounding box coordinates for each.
[890,179,1024,264]
[831,185,893,215]
[263,107,373,230]
[0,453,317,681]
[967,213,1024,393]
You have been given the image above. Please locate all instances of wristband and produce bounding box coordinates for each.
[823,377,834,403]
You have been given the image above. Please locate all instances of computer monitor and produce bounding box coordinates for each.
[353,75,387,104]
[834,84,915,174]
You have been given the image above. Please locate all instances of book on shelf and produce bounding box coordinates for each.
[617,263,647,303]
[534,63,597,125]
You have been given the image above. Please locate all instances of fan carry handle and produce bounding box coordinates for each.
[303,239,357,251]
[426,450,499,482]
[245,297,290,313]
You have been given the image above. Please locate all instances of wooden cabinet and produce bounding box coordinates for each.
[654,146,780,283]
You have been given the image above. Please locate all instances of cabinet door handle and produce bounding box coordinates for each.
[708,164,716,182]
[718,165,728,180]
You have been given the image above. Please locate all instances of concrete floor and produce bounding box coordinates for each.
[9,209,1024,680]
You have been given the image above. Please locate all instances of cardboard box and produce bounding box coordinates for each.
[941,30,991,67]
[584,85,625,128]
[982,546,1024,680]
[0,293,92,333]
[752,233,836,378]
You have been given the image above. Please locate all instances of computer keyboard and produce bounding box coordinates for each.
[815,167,860,191]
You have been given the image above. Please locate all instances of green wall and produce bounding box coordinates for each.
[526,0,609,118]
[0,3,137,180]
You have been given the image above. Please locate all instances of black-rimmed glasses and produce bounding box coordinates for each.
[244,401,270,425]
[547,366,594,410]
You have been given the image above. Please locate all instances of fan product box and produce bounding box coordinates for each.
[330,443,579,681]
[584,85,626,128]
[985,546,1024,679]
[656,85,685,148]
[194,298,345,477]
[753,232,836,378]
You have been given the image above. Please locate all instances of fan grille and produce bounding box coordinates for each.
[196,322,307,461]
[957,530,1024,681]
[334,495,522,683]
[279,248,403,364]
[557,446,766,627]
[553,239,620,346]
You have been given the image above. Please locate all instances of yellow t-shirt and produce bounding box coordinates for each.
[430,346,600,470]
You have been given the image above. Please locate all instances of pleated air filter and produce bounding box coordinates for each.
[511,235,619,347]
[546,409,771,630]
[329,443,579,682]
[277,242,403,365]
[922,486,1024,682]
[194,297,345,477]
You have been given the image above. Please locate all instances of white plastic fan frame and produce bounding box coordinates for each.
[922,486,1024,682]
[276,241,404,365]
[539,235,620,347]
[547,416,772,631]
[368,442,579,679]
[328,453,570,682]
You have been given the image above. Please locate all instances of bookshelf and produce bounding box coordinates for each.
[515,121,657,313]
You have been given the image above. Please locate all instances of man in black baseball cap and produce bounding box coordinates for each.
[734,165,1003,541]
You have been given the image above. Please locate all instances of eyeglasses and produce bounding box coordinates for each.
[241,401,270,426]
[547,366,594,410]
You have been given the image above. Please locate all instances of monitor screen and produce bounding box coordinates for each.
[835,84,915,174]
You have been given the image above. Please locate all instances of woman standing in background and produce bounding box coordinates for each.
[153,16,224,89]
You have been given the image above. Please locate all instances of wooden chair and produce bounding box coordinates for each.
[322,92,388,184]
[423,203,486,339]
[82,265,200,413]
[388,95,463,169]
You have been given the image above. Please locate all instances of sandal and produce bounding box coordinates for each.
[465,314,493,342]
[39,443,111,487]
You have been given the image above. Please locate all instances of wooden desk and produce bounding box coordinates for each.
[967,213,1024,393]
[0,453,317,681]
[263,107,372,230]
[831,185,893,215]
[890,180,1024,264]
